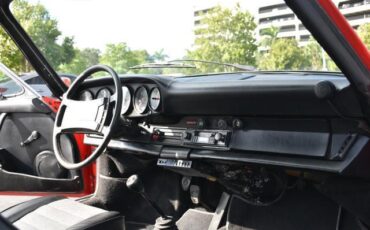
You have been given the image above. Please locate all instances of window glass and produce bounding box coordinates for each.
[0,69,23,97]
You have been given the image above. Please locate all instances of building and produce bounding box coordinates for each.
[257,0,370,47]
[193,0,370,47]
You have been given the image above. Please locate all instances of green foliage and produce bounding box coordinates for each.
[0,0,75,73]
[357,23,370,49]
[302,39,324,71]
[100,43,151,74]
[60,37,76,64]
[260,26,279,47]
[0,27,25,72]
[258,38,306,70]
[302,39,339,71]
[150,49,169,62]
[187,5,257,73]
[59,48,100,74]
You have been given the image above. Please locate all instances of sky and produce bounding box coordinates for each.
[29,0,281,59]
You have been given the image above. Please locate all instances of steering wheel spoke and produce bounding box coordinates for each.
[53,65,122,170]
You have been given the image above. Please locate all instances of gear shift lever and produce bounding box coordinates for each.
[126,174,176,229]
[126,174,167,218]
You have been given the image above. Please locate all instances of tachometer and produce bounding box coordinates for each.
[121,86,132,115]
[134,86,148,114]
[96,88,111,98]
[149,87,161,111]
[79,90,93,101]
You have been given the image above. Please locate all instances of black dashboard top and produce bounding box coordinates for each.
[80,71,362,118]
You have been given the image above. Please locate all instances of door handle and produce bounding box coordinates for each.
[20,131,40,147]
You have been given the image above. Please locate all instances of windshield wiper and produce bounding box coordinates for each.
[169,59,256,71]
[130,62,196,69]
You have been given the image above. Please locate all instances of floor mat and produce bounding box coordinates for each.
[226,187,361,230]
[176,209,214,230]
[126,221,153,230]
[125,209,214,230]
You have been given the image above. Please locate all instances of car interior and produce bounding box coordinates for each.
[0,0,369,230]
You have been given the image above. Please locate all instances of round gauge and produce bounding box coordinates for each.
[134,86,148,114]
[96,88,111,98]
[121,86,132,115]
[149,87,161,111]
[79,90,93,101]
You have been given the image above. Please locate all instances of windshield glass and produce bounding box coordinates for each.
[8,0,369,76]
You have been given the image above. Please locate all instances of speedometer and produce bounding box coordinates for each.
[121,86,131,115]
[134,86,148,114]
[96,88,111,98]
[79,90,93,101]
[149,87,161,111]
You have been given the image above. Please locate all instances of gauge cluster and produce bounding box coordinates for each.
[78,84,161,117]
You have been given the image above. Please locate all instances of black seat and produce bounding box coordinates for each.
[0,196,125,230]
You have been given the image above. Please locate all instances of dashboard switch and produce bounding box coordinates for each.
[232,118,243,129]
[197,118,206,129]
[214,132,225,142]
[217,119,228,129]
[184,132,192,140]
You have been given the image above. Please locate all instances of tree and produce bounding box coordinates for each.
[59,48,100,74]
[302,39,340,71]
[150,49,169,62]
[357,23,370,49]
[187,4,257,73]
[0,0,74,72]
[302,39,324,71]
[260,26,279,47]
[60,37,76,65]
[80,48,101,67]
[258,38,306,70]
[100,42,150,74]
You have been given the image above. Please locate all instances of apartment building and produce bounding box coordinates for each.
[257,0,370,46]
[193,0,370,46]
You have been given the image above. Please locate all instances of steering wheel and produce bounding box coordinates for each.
[53,65,122,170]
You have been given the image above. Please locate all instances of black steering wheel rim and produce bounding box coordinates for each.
[53,65,122,170]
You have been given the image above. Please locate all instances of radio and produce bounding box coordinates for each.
[182,130,231,148]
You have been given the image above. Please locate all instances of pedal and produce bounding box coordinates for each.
[190,185,200,204]
[181,176,192,191]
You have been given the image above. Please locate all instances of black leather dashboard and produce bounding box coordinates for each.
[80,72,370,177]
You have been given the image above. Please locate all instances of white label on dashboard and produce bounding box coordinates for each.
[157,158,192,168]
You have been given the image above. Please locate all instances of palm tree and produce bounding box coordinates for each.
[260,26,280,47]
[151,49,169,62]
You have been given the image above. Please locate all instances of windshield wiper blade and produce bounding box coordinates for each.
[130,62,196,69]
[169,59,256,71]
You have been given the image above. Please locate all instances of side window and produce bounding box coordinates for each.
[0,70,23,97]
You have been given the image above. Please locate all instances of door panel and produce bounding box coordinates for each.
[0,111,83,192]
[0,112,56,175]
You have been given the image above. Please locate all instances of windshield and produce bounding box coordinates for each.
[7,0,370,76]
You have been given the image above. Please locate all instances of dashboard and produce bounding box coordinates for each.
[76,72,370,178]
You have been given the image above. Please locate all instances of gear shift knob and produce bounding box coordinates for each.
[126,174,144,193]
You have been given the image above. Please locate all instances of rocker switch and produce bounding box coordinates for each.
[20,131,40,147]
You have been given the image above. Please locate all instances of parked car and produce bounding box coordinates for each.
[20,73,76,96]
